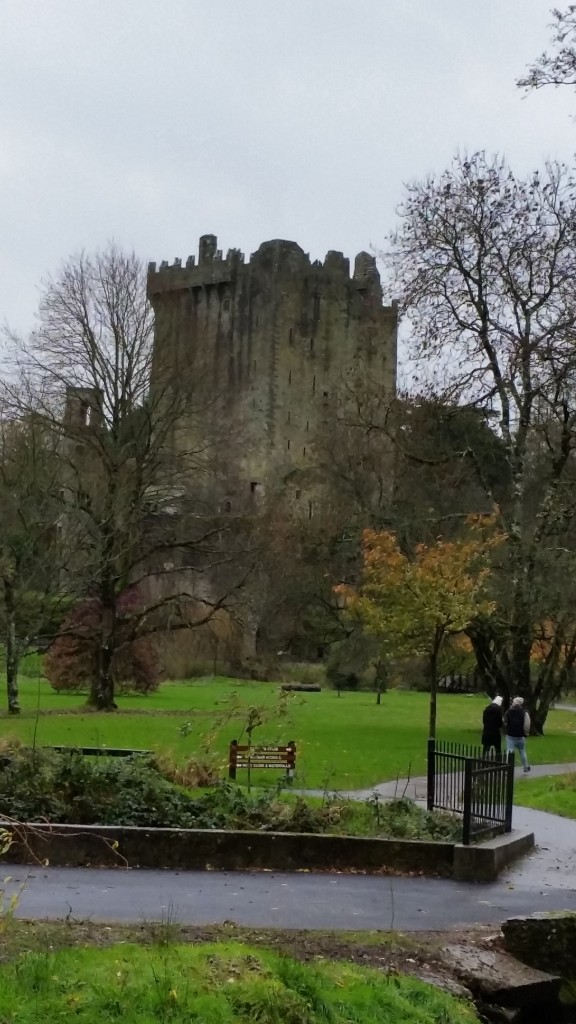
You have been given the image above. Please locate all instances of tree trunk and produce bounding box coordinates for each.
[88,596,118,710]
[4,579,20,715]
[428,642,439,739]
[88,645,117,710]
[375,660,387,705]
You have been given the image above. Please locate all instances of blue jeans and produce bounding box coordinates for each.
[506,736,529,769]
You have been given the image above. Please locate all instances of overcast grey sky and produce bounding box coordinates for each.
[1,0,574,334]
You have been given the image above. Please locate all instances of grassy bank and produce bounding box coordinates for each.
[0,940,477,1023]
[515,773,576,818]
[2,678,576,790]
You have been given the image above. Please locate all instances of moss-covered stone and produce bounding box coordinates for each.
[502,912,576,981]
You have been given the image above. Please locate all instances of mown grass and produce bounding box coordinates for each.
[0,941,478,1023]
[514,772,576,818]
[2,678,576,790]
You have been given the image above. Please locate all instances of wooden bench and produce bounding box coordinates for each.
[280,684,321,692]
[228,740,296,781]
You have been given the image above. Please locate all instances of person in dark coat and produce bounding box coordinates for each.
[482,695,503,755]
[504,696,531,772]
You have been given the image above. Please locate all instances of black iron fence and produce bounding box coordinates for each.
[427,739,515,845]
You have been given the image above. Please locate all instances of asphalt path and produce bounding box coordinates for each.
[5,762,576,931]
[4,861,576,932]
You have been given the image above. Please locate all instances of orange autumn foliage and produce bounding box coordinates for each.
[335,515,504,659]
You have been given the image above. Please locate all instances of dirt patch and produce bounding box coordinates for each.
[0,917,495,995]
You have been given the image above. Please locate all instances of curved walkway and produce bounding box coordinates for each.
[4,762,576,931]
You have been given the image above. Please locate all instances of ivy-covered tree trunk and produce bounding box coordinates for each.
[88,583,118,711]
[4,578,20,715]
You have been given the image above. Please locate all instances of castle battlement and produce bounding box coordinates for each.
[148,234,390,305]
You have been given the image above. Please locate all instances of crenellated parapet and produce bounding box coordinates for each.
[147,234,389,307]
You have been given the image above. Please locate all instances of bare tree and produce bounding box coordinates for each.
[6,246,254,710]
[0,404,65,713]
[518,6,576,91]
[385,152,576,731]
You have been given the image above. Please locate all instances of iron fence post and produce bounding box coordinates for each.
[504,751,515,832]
[462,759,473,845]
[427,738,436,811]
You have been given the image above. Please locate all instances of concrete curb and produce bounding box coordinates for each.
[453,830,535,882]
[6,821,533,881]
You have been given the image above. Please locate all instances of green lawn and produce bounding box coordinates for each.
[514,773,576,818]
[3,678,576,790]
[0,941,477,1023]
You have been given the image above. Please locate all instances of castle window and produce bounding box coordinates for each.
[253,360,257,372]
[287,410,291,424]
[250,481,259,493]
[310,337,314,353]
[223,500,232,512]
[295,489,301,499]
[312,375,316,394]
[287,439,291,450]
[223,299,230,311]
[308,500,313,520]
[303,447,306,457]
[288,370,292,384]
[306,420,309,431]
[289,328,294,345]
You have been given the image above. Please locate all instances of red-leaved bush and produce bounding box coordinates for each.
[44,591,160,694]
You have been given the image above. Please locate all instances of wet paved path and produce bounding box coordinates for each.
[5,761,576,930]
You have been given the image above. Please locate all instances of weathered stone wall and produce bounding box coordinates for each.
[502,912,576,979]
[148,235,398,511]
[147,235,398,667]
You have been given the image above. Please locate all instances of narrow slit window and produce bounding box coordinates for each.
[312,375,316,394]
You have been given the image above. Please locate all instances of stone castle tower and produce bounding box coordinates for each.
[147,235,397,506]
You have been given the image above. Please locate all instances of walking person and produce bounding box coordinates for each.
[482,695,503,756]
[504,696,531,772]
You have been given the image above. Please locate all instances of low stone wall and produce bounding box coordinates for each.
[502,912,576,979]
[5,822,533,881]
[453,830,535,883]
[8,823,455,875]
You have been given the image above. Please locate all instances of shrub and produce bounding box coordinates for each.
[0,746,462,842]
[326,632,383,691]
[152,752,223,789]
[234,654,282,682]
[279,662,326,688]
[44,592,160,694]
